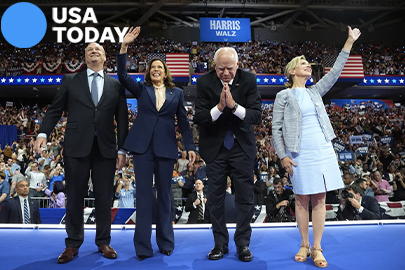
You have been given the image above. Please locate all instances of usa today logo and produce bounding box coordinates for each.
[1,2,129,48]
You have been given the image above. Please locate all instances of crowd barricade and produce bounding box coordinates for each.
[380,201,405,218]
[31,197,95,208]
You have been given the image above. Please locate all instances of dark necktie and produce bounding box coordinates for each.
[91,72,99,106]
[224,130,234,150]
[24,199,30,224]
[198,194,204,221]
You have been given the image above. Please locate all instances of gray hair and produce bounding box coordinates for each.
[213,47,238,64]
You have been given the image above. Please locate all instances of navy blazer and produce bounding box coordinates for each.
[117,53,194,159]
[38,70,128,159]
[0,197,42,224]
[194,69,262,163]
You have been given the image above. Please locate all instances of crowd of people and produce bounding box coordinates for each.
[1,98,405,218]
[1,39,404,76]
[0,27,405,265]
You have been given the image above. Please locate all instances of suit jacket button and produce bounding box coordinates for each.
[92,122,95,125]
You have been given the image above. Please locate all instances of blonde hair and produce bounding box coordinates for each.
[284,55,306,88]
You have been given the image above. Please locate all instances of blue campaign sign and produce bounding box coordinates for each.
[127,98,138,113]
[356,146,368,155]
[380,136,393,145]
[200,18,251,42]
[333,141,346,152]
[262,99,274,110]
[338,151,354,161]
[362,133,373,142]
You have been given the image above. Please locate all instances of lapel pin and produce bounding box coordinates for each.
[170,91,173,95]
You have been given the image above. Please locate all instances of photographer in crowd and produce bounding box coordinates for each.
[391,171,405,201]
[265,178,295,222]
[337,185,380,220]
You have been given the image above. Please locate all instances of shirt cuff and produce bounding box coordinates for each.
[193,203,197,209]
[210,106,223,122]
[358,206,364,213]
[37,133,47,140]
[118,149,126,155]
[233,104,246,120]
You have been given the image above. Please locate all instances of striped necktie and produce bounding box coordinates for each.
[24,199,30,224]
[198,194,204,221]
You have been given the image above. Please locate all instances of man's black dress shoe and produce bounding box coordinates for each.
[208,245,229,260]
[237,246,253,262]
[160,250,173,256]
[137,255,152,261]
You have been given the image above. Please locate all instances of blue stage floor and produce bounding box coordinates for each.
[1,222,404,270]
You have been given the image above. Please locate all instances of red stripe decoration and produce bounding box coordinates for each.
[324,55,364,78]
[166,53,190,77]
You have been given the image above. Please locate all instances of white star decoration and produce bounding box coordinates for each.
[252,214,257,220]
[48,78,53,82]
[192,77,197,82]
[176,206,182,211]
[1,78,6,83]
[25,78,30,83]
[271,78,276,83]
[32,78,37,83]
[56,77,61,83]
[400,79,404,84]
[377,79,382,83]
[363,79,367,83]
[264,78,268,83]
[384,79,389,83]
[255,205,261,211]
[9,78,14,83]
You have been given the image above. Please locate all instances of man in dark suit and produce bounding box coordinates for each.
[185,179,209,223]
[337,185,381,220]
[0,179,41,224]
[253,173,267,206]
[34,42,128,264]
[194,47,262,262]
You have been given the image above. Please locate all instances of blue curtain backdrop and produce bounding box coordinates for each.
[0,125,17,150]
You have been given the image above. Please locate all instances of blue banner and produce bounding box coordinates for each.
[380,136,394,145]
[126,98,138,113]
[362,133,373,142]
[262,99,274,110]
[350,135,364,145]
[338,151,354,161]
[191,74,313,86]
[331,99,393,111]
[259,172,268,182]
[356,146,368,155]
[200,18,251,42]
[333,141,346,152]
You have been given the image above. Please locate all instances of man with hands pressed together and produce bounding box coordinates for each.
[194,47,262,262]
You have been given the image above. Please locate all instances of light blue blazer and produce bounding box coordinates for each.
[272,49,350,160]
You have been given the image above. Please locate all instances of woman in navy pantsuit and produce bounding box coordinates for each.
[117,27,195,260]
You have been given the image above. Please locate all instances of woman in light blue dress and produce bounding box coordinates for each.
[272,26,361,268]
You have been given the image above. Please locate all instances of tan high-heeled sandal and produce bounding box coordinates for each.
[295,244,311,262]
[311,247,328,268]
